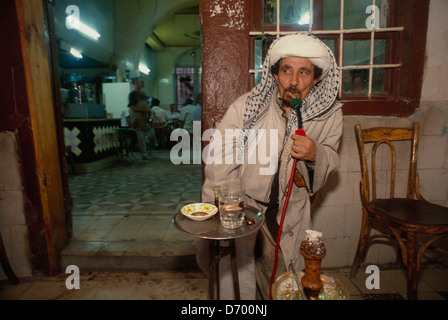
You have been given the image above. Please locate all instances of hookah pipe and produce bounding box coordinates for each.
[269,97,305,300]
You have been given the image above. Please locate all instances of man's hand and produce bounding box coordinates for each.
[290,133,316,162]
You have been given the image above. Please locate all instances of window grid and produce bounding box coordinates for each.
[249,0,404,98]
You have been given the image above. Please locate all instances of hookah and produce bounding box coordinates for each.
[269,97,304,300]
[269,97,348,300]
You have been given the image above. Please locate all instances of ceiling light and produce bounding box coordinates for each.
[66,16,101,40]
[70,48,83,59]
[139,64,150,75]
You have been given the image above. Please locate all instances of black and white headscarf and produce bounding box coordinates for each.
[242,33,341,137]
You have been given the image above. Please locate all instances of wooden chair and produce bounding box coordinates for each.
[350,122,448,300]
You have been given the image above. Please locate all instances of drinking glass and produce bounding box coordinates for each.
[219,184,245,229]
[213,185,228,208]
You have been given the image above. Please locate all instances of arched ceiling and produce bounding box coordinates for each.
[146,6,200,51]
[55,0,200,69]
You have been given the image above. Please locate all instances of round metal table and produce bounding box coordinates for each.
[173,205,264,300]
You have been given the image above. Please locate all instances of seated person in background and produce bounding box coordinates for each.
[151,98,168,149]
[166,104,180,131]
[192,93,202,124]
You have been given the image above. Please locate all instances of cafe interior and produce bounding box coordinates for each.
[0,0,448,301]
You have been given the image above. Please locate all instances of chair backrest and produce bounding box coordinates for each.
[354,122,420,203]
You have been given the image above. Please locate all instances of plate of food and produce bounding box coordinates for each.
[181,203,218,221]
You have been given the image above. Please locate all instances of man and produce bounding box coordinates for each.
[179,98,195,135]
[192,93,202,123]
[128,78,151,160]
[166,103,180,131]
[150,98,168,149]
[194,33,343,300]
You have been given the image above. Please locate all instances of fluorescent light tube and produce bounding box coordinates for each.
[66,16,101,40]
[139,64,150,75]
[70,48,83,59]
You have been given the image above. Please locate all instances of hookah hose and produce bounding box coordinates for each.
[269,98,305,300]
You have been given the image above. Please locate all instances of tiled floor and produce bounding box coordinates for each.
[0,149,447,300]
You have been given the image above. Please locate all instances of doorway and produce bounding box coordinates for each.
[52,1,204,269]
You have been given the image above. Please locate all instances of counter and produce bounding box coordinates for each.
[63,118,121,172]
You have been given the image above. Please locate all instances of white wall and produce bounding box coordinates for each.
[0,133,32,280]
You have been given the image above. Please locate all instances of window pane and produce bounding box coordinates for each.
[343,40,371,66]
[254,38,274,85]
[342,39,387,95]
[321,39,336,56]
[344,0,391,29]
[254,39,264,71]
[373,39,386,64]
[254,39,263,85]
[343,39,386,66]
[323,1,341,30]
[254,38,274,68]
[344,0,373,29]
[343,69,368,95]
[372,68,386,93]
[372,39,386,93]
[264,0,310,25]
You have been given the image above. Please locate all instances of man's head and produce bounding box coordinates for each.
[243,33,339,131]
[268,34,331,105]
[152,98,160,107]
[132,77,141,90]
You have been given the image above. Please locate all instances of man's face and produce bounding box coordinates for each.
[273,57,319,106]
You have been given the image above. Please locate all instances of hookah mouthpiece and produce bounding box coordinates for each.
[290,98,305,135]
[290,98,302,109]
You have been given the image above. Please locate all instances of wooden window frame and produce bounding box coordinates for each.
[249,0,429,117]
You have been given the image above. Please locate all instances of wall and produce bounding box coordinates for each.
[0,0,70,281]
[113,0,198,80]
[54,0,115,65]
[155,47,202,107]
[0,133,32,278]
[312,0,448,268]
[139,45,158,98]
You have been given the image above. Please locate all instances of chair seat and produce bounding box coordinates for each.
[369,198,448,233]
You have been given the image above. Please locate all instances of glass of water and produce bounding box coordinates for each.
[219,184,245,229]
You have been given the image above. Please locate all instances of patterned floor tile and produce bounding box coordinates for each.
[68,150,202,238]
